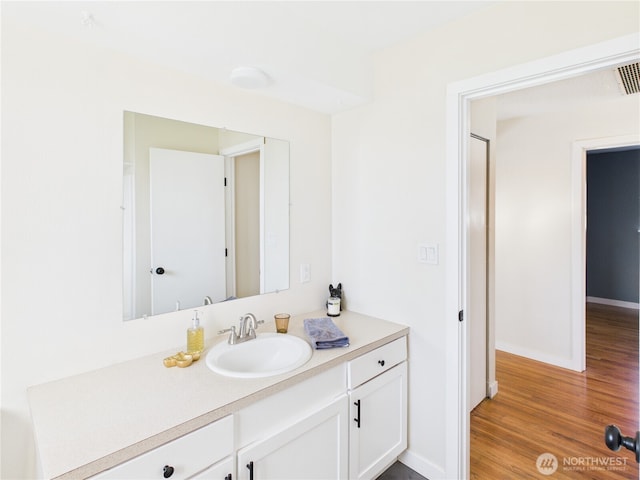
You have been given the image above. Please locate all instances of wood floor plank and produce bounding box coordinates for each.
[470,303,638,479]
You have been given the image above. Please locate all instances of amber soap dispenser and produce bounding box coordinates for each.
[187,310,204,353]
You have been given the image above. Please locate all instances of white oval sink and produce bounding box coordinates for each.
[206,333,312,378]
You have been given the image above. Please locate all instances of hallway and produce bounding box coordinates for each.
[470,303,639,479]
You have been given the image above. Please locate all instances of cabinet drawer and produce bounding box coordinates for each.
[348,337,407,389]
[91,416,233,479]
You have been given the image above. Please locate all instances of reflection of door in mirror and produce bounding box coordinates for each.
[123,111,290,321]
[234,151,260,298]
[149,148,226,315]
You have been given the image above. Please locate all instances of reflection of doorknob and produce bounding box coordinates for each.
[155,267,165,275]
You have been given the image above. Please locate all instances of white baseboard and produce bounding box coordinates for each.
[488,380,499,398]
[495,341,583,372]
[586,296,639,310]
[399,449,446,480]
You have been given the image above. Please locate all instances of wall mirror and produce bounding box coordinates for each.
[123,111,290,321]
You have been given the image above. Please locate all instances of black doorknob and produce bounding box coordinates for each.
[163,465,174,478]
[605,425,640,463]
[155,267,165,275]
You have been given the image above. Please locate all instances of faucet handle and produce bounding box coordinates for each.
[218,326,238,344]
[227,326,238,344]
[246,320,265,339]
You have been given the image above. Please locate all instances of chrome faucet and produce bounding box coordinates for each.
[238,313,258,339]
[218,313,264,345]
[203,296,213,306]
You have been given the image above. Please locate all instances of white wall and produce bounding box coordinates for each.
[332,2,639,478]
[495,95,640,366]
[1,20,332,479]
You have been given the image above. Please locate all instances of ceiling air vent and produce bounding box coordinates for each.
[615,62,640,95]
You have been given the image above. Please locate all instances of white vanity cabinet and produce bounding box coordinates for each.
[347,337,408,480]
[29,311,409,480]
[90,416,234,480]
[236,395,348,480]
[87,340,406,480]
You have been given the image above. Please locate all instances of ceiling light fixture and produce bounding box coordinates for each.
[230,66,271,89]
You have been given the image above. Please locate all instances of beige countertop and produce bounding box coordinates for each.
[28,310,409,479]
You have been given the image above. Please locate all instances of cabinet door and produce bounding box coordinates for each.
[349,362,407,480]
[188,456,233,480]
[237,395,348,480]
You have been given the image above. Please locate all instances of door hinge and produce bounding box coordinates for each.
[458,310,464,322]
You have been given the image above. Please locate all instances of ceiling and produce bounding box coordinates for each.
[2,1,493,113]
[495,67,630,122]
[3,1,633,116]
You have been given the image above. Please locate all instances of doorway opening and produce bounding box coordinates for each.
[585,146,640,310]
[468,136,640,476]
[220,138,265,299]
[233,150,261,298]
[445,33,640,479]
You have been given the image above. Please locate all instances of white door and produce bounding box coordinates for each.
[468,135,489,411]
[150,148,226,314]
[349,362,408,480]
[236,395,349,480]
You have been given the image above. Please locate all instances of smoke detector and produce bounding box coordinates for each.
[230,67,271,89]
[615,62,640,95]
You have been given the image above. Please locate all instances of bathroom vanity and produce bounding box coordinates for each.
[28,311,409,479]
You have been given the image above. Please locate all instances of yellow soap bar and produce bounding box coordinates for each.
[163,351,198,368]
[163,356,177,368]
[175,352,193,368]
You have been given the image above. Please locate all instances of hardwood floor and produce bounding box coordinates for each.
[470,303,639,479]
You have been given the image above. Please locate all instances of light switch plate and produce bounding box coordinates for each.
[300,263,311,283]
[418,243,439,265]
